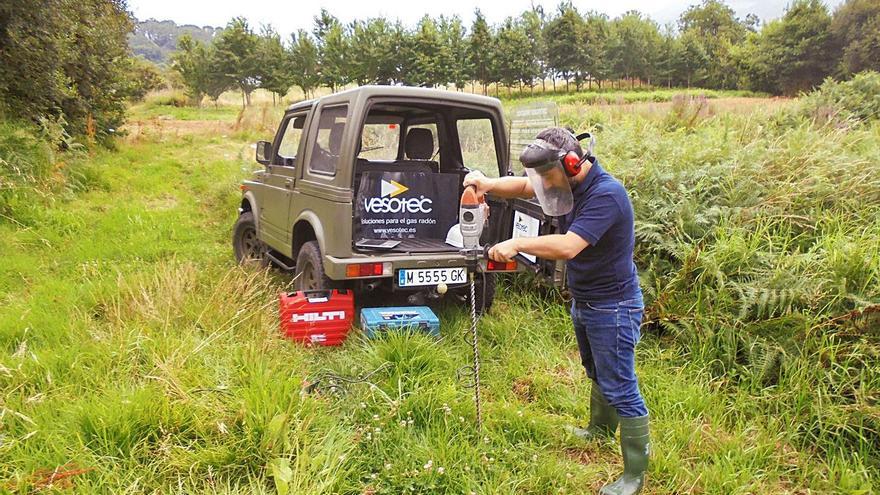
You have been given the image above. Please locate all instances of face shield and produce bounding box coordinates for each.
[519,139,574,216]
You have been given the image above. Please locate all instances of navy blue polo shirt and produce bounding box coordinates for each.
[559,160,640,304]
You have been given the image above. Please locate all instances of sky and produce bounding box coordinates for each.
[129,0,846,33]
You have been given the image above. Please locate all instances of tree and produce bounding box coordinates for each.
[674,29,710,87]
[350,18,400,85]
[544,3,584,91]
[124,57,166,102]
[831,0,880,77]
[469,10,494,94]
[406,15,445,87]
[313,10,349,91]
[740,0,834,95]
[678,0,749,89]
[256,26,296,104]
[349,18,403,85]
[440,16,471,90]
[0,0,134,140]
[607,11,661,88]
[289,30,321,98]
[522,8,547,92]
[379,22,408,84]
[580,12,611,89]
[171,34,230,105]
[171,35,209,104]
[493,17,536,94]
[213,17,261,106]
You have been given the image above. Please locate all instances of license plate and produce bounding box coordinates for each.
[397,267,467,287]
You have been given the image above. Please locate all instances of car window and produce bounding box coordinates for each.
[359,123,400,161]
[278,114,306,161]
[309,105,348,175]
[457,118,499,177]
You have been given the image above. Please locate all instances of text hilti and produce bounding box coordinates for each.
[291,311,347,322]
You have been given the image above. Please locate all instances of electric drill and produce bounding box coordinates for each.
[459,185,487,255]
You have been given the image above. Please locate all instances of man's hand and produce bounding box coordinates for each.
[488,238,519,262]
[462,170,495,200]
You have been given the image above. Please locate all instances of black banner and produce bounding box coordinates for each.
[355,171,459,239]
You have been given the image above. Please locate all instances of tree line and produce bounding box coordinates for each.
[1,0,878,140]
[172,0,880,106]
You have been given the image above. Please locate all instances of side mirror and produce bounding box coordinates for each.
[256,141,272,165]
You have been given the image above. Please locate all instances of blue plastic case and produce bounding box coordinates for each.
[359,306,440,338]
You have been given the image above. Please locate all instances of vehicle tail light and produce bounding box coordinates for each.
[346,262,392,278]
[486,260,517,271]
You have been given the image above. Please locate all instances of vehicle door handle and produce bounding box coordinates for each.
[285,179,294,189]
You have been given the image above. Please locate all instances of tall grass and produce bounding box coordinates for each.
[512,88,764,106]
[561,88,880,480]
[0,118,104,226]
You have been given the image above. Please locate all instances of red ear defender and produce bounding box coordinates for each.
[562,151,583,177]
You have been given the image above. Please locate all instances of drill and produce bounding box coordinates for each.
[458,184,488,429]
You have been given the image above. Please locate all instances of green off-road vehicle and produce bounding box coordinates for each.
[233,86,563,311]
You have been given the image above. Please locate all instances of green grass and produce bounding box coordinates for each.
[0,92,877,493]
[129,101,245,121]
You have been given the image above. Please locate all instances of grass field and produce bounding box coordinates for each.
[1,86,878,493]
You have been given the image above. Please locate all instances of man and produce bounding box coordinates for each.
[464,127,649,495]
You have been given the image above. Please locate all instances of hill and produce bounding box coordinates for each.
[129,18,221,64]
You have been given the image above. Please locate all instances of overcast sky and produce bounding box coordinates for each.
[129,0,846,34]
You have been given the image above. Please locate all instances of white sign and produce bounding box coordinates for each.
[511,211,540,263]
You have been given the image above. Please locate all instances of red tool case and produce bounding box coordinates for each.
[279,289,355,346]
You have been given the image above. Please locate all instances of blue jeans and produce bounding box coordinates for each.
[570,292,648,418]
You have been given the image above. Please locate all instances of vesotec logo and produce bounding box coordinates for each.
[363,179,433,214]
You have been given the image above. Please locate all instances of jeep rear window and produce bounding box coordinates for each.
[457,118,500,177]
[359,123,400,161]
[309,105,348,175]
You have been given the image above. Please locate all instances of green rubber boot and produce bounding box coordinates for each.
[569,384,619,440]
[599,415,650,495]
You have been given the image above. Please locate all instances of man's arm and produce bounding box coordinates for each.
[463,173,535,200]
[488,232,588,262]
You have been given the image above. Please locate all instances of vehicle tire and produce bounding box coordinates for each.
[294,240,337,291]
[232,212,268,267]
[473,272,496,314]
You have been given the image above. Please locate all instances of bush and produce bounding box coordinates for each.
[0,0,133,142]
[792,71,880,126]
[0,119,94,223]
[144,90,191,108]
[0,121,54,217]
[123,58,168,102]
[663,94,712,130]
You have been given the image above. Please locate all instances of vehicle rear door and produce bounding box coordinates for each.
[502,102,567,287]
[451,111,512,247]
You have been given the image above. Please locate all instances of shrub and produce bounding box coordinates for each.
[0,121,54,218]
[0,0,133,142]
[0,119,94,223]
[663,94,712,130]
[792,70,880,126]
[144,90,191,108]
